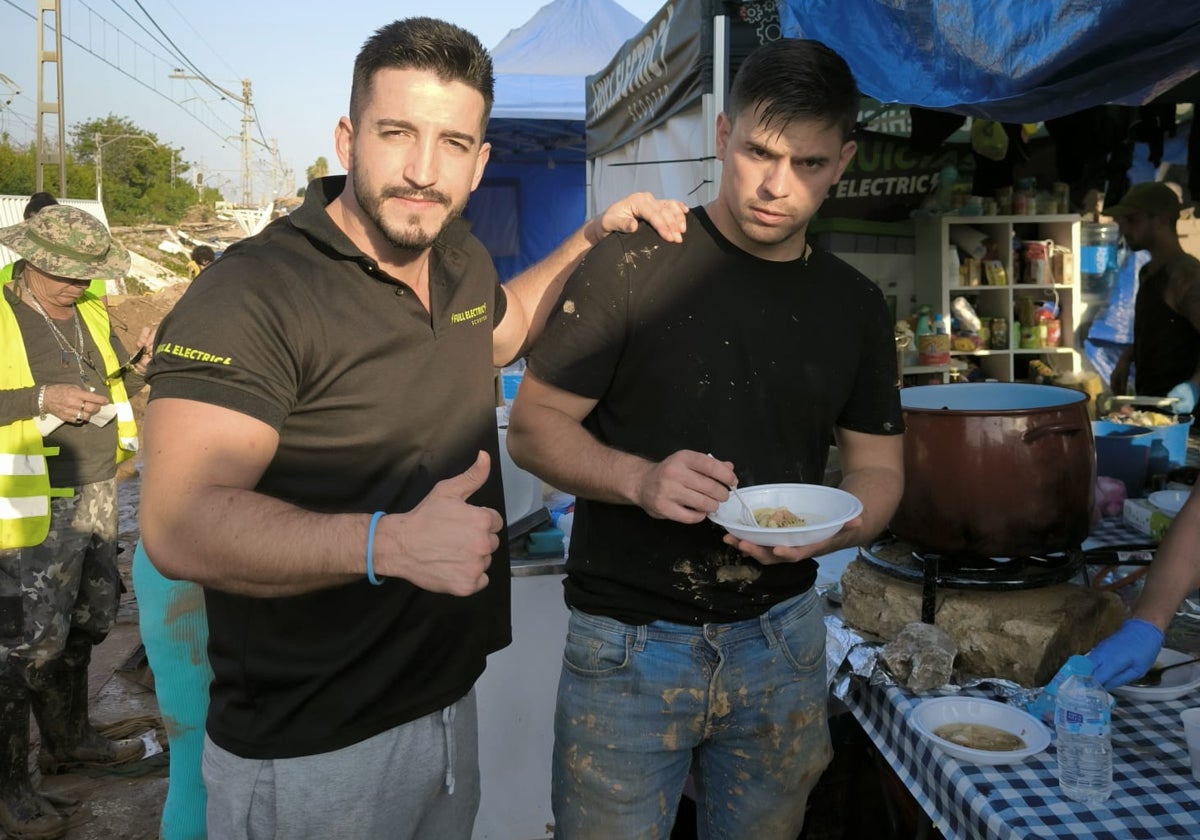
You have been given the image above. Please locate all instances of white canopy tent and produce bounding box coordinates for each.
[467,0,643,280]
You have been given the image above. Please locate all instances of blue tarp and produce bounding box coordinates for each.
[778,1,1200,122]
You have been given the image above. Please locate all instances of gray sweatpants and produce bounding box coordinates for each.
[202,689,480,840]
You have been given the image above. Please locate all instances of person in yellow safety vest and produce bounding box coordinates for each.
[0,204,155,840]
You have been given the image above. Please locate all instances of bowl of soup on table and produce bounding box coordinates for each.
[910,697,1050,764]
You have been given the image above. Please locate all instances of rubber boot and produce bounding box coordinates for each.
[30,646,145,775]
[0,678,67,840]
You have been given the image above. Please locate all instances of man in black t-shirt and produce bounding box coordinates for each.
[138,17,686,840]
[508,39,905,838]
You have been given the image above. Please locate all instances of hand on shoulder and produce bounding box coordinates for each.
[588,193,688,246]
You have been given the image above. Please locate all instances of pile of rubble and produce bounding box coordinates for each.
[111,212,246,294]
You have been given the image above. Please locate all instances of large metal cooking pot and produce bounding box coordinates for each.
[891,383,1095,557]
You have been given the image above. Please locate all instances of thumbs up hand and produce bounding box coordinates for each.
[371,451,503,596]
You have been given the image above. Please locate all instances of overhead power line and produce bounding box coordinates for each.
[123,0,278,170]
[3,0,239,148]
[1,0,285,169]
[127,0,223,96]
[163,0,239,79]
[3,0,288,200]
[100,0,195,75]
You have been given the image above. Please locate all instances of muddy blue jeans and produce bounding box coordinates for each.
[552,589,831,840]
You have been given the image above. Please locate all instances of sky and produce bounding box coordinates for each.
[0,0,666,202]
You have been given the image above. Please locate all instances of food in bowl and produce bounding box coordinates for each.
[753,506,806,528]
[933,722,1026,752]
[708,484,862,548]
[1104,407,1178,427]
[910,696,1050,764]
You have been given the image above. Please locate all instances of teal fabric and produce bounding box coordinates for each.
[132,540,211,840]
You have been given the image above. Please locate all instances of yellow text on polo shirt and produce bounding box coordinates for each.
[449,302,488,327]
[155,341,233,365]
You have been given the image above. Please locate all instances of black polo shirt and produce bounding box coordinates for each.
[527,206,903,626]
[147,175,512,759]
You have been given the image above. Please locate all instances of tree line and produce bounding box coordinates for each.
[0,114,222,226]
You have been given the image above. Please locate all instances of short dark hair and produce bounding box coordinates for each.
[191,245,215,264]
[727,39,860,141]
[349,17,494,127]
[23,192,59,219]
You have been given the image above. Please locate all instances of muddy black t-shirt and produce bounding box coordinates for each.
[147,176,512,759]
[527,207,903,626]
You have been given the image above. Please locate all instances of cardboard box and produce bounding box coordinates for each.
[1123,498,1155,535]
[1051,247,1074,285]
[959,258,982,286]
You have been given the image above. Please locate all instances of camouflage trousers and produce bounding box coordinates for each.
[0,479,120,672]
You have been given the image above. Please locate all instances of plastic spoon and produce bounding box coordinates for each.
[1128,656,1200,687]
[707,453,756,526]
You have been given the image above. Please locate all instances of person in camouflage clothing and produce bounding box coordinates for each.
[0,205,155,839]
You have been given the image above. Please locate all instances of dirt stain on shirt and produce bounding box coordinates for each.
[716,564,760,584]
[617,245,658,276]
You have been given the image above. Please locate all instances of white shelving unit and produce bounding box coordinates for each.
[913,214,1082,383]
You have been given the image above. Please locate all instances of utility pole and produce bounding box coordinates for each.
[170,70,255,206]
[34,0,67,195]
[239,78,252,207]
[269,138,280,198]
[94,132,158,204]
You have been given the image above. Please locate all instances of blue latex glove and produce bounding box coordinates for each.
[1167,381,1198,415]
[1087,618,1164,689]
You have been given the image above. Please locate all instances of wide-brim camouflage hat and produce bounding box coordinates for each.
[0,204,130,280]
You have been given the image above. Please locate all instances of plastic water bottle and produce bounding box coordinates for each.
[1027,654,1091,724]
[1055,660,1113,803]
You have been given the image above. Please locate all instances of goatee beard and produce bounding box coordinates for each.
[354,170,464,251]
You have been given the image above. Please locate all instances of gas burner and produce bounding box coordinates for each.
[861,537,1085,590]
[859,535,1087,623]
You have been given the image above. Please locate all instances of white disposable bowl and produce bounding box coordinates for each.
[909,697,1050,764]
[1148,489,1190,516]
[708,483,862,547]
[1111,647,1200,702]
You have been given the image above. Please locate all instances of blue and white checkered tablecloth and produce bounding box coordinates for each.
[842,518,1200,839]
[1085,517,1153,550]
[846,684,1200,839]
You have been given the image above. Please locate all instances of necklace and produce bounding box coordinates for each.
[22,285,96,385]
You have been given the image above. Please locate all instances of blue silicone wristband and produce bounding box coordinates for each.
[366,511,386,585]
